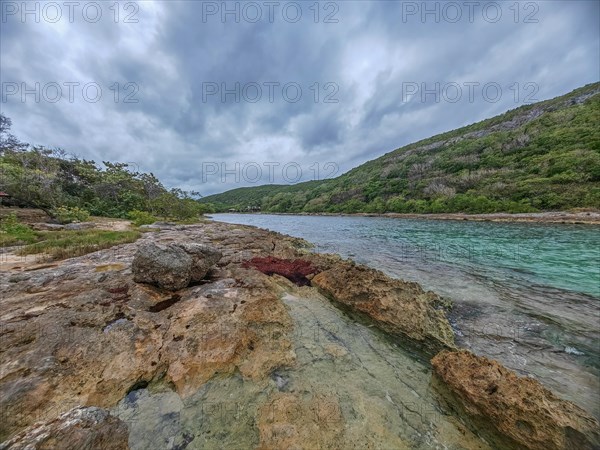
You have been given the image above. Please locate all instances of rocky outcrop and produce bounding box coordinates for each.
[4,219,596,449]
[311,261,455,353]
[132,242,222,290]
[431,350,600,450]
[0,406,129,450]
[0,208,50,224]
[0,225,295,441]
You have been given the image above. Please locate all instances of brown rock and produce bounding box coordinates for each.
[0,225,293,441]
[311,261,454,353]
[431,349,600,450]
[160,268,295,397]
[0,406,129,450]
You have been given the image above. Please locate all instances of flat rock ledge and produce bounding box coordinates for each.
[0,406,129,450]
[431,349,600,450]
[311,261,455,354]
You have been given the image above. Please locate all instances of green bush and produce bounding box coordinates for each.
[51,206,90,224]
[0,213,37,246]
[128,209,157,226]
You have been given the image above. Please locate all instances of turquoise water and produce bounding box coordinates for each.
[211,214,599,298]
[211,213,600,417]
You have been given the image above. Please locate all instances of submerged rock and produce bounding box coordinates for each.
[132,242,222,290]
[0,406,129,450]
[311,261,455,353]
[257,392,343,449]
[431,349,600,450]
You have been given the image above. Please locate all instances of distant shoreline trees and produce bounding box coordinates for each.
[0,114,214,221]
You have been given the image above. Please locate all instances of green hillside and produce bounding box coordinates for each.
[202,83,600,214]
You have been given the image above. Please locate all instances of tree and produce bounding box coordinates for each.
[0,146,65,212]
[0,114,28,153]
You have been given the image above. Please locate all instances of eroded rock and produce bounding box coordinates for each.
[0,225,294,441]
[4,220,593,450]
[0,406,129,450]
[138,221,177,230]
[431,349,600,450]
[311,261,455,353]
[177,243,223,282]
[132,242,222,290]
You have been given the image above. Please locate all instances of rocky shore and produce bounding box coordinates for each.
[1,220,598,449]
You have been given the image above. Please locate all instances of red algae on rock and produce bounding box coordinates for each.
[242,256,317,286]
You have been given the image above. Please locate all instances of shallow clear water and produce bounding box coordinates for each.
[211,214,600,417]
[114,291,487,449]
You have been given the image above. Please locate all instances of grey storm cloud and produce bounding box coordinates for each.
[1,0,598,195]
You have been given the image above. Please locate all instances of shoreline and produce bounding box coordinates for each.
[1,220,598,448]
[215,210,600,225]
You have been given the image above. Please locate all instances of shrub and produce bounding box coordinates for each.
[128,209,157,227]
[51,206,90,224]
[0,213,37,245]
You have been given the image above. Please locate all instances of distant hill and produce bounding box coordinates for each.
[202,83,600,214]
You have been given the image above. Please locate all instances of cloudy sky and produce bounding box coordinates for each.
[1,0,598,195]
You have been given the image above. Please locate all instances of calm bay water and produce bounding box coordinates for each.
[212,214,599,297]
[211,213,600,417]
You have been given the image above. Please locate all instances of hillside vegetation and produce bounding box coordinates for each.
[0,115,214,223]
[202,83,600,214]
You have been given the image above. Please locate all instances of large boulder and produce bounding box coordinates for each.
[132,242,222,290]
[311,261,454,353]
[177,243,223,281]
[431,349,600,450]
[0,406,129,450]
